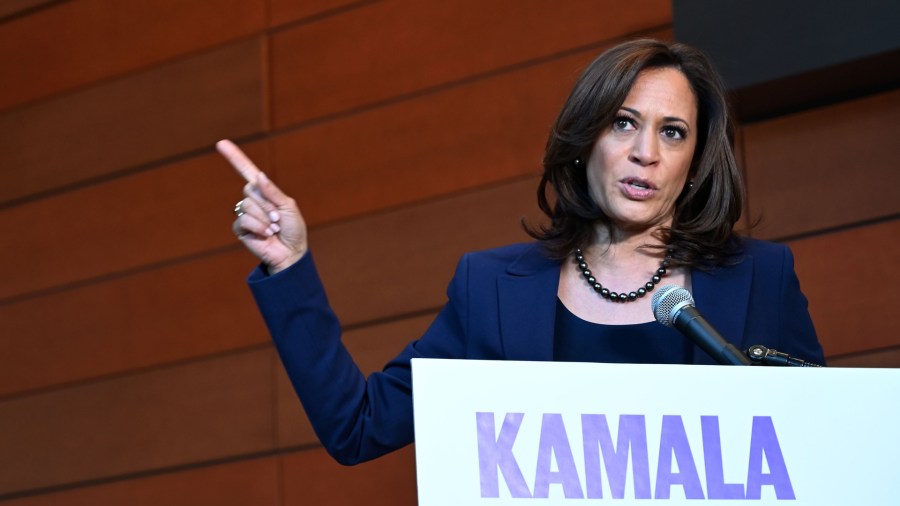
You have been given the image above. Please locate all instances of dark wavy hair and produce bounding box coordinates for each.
[527,39,744,268]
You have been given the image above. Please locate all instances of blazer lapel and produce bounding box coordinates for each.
[690,252,754,364]
[497,247,561,362]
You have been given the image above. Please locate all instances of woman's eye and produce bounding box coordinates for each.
[613,117,636,131]
[662,126,686,140]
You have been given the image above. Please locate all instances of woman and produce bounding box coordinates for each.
[219,39,825,465]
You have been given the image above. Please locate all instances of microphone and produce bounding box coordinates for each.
[651,285,752,365]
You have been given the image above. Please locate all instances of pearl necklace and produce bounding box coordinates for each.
[574,248,670,303]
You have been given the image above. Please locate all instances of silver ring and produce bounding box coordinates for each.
[234,199,245,217]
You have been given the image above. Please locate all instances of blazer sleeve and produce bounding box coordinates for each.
[247,251,472,465]
[772,244,826,365]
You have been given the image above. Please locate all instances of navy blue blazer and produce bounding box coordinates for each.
[249,240,824,465]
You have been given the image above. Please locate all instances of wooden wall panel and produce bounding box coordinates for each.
[0,142,268,301]
[788,219,899,357]
[0,0,266,111]
[272,48,598,227]
[277,312,437,448]
[0,249,268,398]
[828,347,900,368]
[0,349,275,495]
[268,0,366,27]
[3,457,279,506]
[281,446,417,506]
[0,37,266,204]
[0,0,54,19]
[744,89,900,240]
[270,0,671,127]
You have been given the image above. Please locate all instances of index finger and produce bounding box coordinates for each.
[216,139,261,183]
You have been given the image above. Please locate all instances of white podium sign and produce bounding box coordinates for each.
[412,359,900,505]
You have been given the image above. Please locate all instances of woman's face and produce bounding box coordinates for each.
[586,67,698,232]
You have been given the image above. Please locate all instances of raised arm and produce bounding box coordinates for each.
[218,139,422,464]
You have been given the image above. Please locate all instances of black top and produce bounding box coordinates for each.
[554,298,694,364]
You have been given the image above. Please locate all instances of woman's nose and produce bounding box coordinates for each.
[628,129,660,166]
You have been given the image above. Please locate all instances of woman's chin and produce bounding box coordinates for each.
[607,213,672,234]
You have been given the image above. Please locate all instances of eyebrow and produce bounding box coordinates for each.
[621,107,691,126]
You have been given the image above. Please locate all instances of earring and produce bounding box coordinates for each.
[680,180,694,199]
[573,158,583,167]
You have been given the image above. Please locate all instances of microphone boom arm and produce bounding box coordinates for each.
[745,344,823,367]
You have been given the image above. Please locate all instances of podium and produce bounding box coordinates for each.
[412,359,900,504]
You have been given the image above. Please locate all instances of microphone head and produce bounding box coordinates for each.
[651,285,694,327]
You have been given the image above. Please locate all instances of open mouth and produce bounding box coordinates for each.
[622,177,655,190]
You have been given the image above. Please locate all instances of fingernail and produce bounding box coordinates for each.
[269,210,280,222]
[270,223,281,233]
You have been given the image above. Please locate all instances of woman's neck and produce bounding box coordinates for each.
[586,224,667,270]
